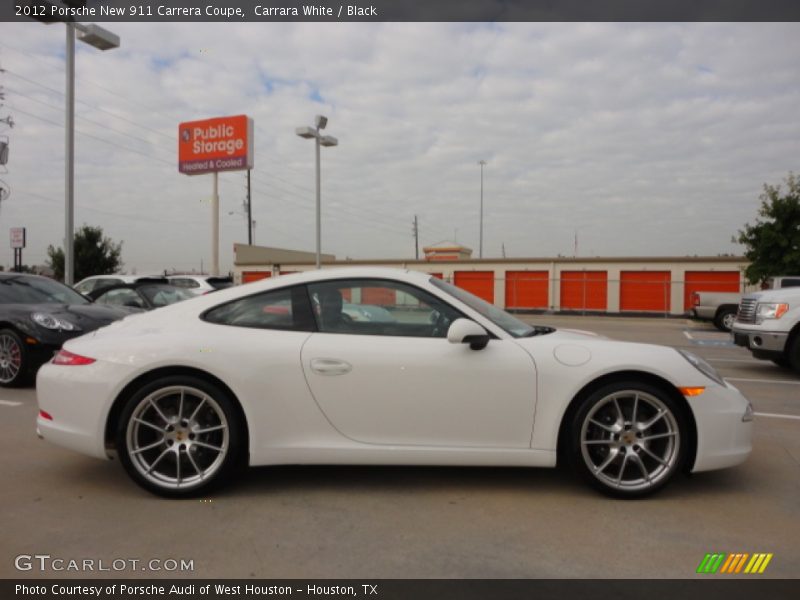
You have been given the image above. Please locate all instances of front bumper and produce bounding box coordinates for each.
[688,381,752,472]
[731,327,788,354]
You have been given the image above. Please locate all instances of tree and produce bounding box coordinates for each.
[735,173,800,285]
[47,225,123,282]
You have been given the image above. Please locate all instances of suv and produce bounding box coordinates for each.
[732,284,800,372]
[167,275,234,296]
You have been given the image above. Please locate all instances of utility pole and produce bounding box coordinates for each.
[247,169,253,245]
[412,215,419,260]
[502,243,506,258]
[478,160,487,259]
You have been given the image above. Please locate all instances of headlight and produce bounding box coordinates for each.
[755,303,789,322]
[677,349,725,386]
[31,312,80,332]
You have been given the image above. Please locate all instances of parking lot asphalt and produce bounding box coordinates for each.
[0,316,797,579]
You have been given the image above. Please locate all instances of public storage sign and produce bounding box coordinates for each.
[178,115,254,175]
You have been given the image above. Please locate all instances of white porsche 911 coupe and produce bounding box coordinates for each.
[37,268,752,498]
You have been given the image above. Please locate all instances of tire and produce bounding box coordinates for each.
[0,329,30,387]
[713,308,737,332]
[789,335,800,374]
[567,381,687,498]
[115,375,245,498]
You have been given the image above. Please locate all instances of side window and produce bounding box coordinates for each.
[203,286,315,331]
[307,279,461,338]
[780,278,800,288]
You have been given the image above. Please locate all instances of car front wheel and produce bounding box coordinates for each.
[116,376,245,497]
[569,381,687,498]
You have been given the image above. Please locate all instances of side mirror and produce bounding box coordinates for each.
[447,318,490,350]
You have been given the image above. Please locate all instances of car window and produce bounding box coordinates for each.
[171,278,200,288]
[207,277,233,290]
[74,280,95,294]
[139,285,195,307]
[307,279,462,338]
[203,285,315,331]
[429,276,535,337]
[95,288,146,309]
[779,278,800,288]
[0,275,90,305]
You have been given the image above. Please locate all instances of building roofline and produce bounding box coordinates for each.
[240,255,747,267]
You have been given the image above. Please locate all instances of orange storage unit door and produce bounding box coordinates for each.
[454,271,495,304]
[683,271,741,310]
[620,271,671,311]
[361,286,396,306]
[559,271,608,310]
[505,271,549,309]
[242,271,271,283]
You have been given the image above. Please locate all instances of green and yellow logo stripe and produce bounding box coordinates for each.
[697,553,773,574]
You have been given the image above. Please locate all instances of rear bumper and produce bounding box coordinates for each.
[36,360,133,460]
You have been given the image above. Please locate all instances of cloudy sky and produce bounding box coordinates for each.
[0,22,798,274]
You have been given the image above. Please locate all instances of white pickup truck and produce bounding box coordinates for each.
[691,275,800,332]
[732,282,800,372]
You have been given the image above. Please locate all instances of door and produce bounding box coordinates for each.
[301,278,538,448]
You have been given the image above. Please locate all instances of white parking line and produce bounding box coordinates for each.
[683,331,695,340]
[725,377,800,385]
[0,400,22,407]
[754,412,800,421]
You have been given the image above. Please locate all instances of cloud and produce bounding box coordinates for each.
[0,22,798,272]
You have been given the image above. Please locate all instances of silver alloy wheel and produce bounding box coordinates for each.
[580,390,680,492]
[0,333,22,384]
[125,385,229,490]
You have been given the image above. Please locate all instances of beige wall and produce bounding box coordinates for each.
[234,253,750,315]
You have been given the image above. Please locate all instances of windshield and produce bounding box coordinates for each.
[430,277,536,337]
[139,285,195,307]
[0,275,90,305]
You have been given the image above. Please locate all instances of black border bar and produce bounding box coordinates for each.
[4,0,800,23]
[4,579,800,600]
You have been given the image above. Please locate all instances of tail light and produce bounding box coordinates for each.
[52,349,96,366]
[692,293,700,306]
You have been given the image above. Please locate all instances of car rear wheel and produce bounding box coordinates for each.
[714,308,736,332]
[569,381,687,498]
[0,329,28,387]
[116,376,245,497]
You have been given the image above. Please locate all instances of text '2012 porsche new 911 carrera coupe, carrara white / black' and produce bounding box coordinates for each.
[36,268,753,498]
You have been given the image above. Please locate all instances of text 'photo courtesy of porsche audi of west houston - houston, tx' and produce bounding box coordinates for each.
[36,268,753,498]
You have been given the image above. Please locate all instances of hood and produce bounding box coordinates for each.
[544,327,608,341]
[743,288,800,304]
[26,303,132,331]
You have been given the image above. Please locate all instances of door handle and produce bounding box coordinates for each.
[310,358,352,376]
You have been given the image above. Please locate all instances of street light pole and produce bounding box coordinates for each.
[296,115,337,270]
[478,160,487,259]
[65,23,75,284]
[315,128,321,269]
[61,21,119,284]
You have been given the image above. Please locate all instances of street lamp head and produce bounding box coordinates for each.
[295,126,317,139]
[479,159,487,167]
[315,115,328,130]
[76,24,120,51]
[320,135,338,148]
